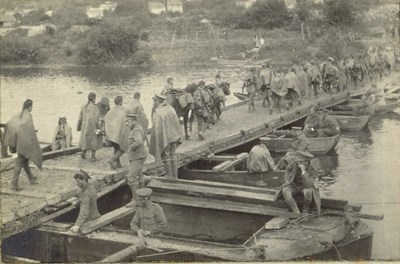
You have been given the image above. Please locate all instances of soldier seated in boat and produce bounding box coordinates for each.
[130,188,167,237]
[70,169,101,233]
[247,139,277,186]
[290,126,310,152]
[303,106,320,138]
[51,116,72,151]
[306,108,340,137]
[281,150,321,215]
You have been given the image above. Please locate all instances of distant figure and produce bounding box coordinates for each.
[51,116,73,151]
[97,97,110,136]
[70,169,101,233]
[242,68,258,113]
[130,188,167,237]
[161,77,174,96]
[253,34,260,48]
[215,72,223,87]
[259,62,275,113]
[281,150,321,214]
[354,92,375,116]
[259,36,265,47]
[104,96,129,170]
[0,123,11,158]
[125,113,147,207]
[193,81,211,140]
[150,93,183,179]
[306,60,322,98]
[77,92,102,161]
[4,99,42,191]
[247,140,277,173]
[126,92,149,140]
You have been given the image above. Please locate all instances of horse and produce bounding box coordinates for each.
[205,82,231,121]
[165,84,197,140]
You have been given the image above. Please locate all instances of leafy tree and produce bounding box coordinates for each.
[323,0,371,26]
[238,0,292,29]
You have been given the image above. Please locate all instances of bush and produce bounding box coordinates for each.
[77,23,152,65]
[0,36,47,64]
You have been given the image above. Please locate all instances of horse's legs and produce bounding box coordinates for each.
[183,111,189,140]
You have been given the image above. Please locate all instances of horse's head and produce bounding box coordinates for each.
[221,82,231,96]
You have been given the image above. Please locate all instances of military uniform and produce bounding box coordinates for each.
[280,151,321,214]
[316,113,340,137]
[75,183,101,227]
[193,86,210,140]
[127,122,147,207]
[247,144,276,173]
[130,188,167,235]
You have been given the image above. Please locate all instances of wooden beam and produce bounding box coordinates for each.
[212,153,248,171]
[80,206,137,235]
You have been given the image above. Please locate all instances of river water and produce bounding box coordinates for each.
[1,66,399,260]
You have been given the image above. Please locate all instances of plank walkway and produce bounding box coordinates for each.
[1,74,397,239]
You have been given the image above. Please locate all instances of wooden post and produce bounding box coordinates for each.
[301,22,305,41]
[170,29,176,50]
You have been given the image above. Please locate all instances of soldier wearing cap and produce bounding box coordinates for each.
[280,150,321,215]
[130,188,167,237]
[77,92,102,161]
[125,113,148,207]
[70,169,101,233]
[259,62,274,114]
[150,93,183,179]
[126,92,149,141]
[51,116,72,151]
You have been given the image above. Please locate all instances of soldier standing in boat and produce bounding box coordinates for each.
[149,93,183,179]
[104,96,130,170]
[77,92,102,161]
[281,150,321,215]
[51,116,73,151]
[70,169,101,233]
[126,92,149,141]
[125,113,147,208]
[130,188,167,237]
[4,99,42,191]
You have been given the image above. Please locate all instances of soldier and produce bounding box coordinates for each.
[247,139,277,173]
[259,62,275,114]
[161,77,174,96]
[242,68,258,113]
[77,92,102,161]
[4,99,42,191]
[70,169,101,233]
[281,150,321,214]
[104,96,130,170]
[51,116,73,151]
[290,126,310,152]
[130,188,167,237]
[125,113,147,208]
[303,106,320,138]
[193,81,211,140]
[149,93,183,179]
[126,92,149,141]
[323,57,339,94]
[306,60,322,98]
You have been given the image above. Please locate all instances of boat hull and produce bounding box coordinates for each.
[332,115,370,131]
[261,135,340,155]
